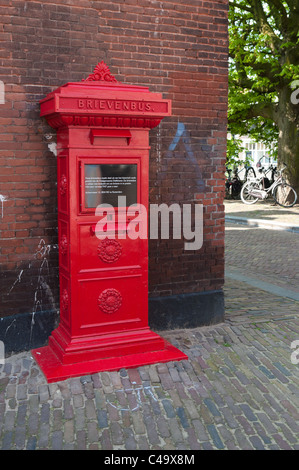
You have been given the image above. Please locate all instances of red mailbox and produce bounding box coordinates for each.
[32,62,187,382]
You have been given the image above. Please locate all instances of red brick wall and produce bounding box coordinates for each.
[0,1,228,328]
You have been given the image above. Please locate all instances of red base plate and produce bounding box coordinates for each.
[32,336,188,383]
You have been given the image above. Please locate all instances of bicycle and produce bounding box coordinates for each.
[225,164,256,199]
[240,164,297,208]
[256,159,278,188]
[225,167,243,199]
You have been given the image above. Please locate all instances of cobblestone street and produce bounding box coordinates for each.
[225,223,299,296]
[1,213,299,451]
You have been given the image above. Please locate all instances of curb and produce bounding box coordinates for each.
[225,268,299,301]
[225,215,299,233]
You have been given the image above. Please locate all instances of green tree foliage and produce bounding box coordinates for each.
[228,0,299,190]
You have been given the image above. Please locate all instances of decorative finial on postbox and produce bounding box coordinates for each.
[83,61,118,82]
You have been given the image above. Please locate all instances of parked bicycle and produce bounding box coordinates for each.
[225,164,256,199]
[256,158,278,188]
[240,163,297,208]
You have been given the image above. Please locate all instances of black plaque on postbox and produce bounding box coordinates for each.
[84,164,137,208]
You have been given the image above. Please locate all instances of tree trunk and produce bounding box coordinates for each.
[276,86,299,195]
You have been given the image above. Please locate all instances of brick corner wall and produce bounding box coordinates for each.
[0,0,229,352]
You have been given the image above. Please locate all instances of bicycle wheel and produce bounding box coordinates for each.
[273,183,297,208]
[240,181,260,205]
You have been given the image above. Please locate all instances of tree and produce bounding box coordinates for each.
[228,0,299,191]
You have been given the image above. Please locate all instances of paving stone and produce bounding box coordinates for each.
[168,366,181,382]
[110,421,124,446]
[136,435,150,450]
[64,420,74,444]
[2,431,13,450]
[124,428,137,450]
[201,441,214,450]
[70,378,83,395]
[6,384,16,399]
[159,372,175,391]
[168,389,183,408]
[203,398,221,418]
[278,422,298,443]
[280,399,299,419]
[38,423,49,449]
[73,394,84,408]
[132,411,146,435]
[17,384,27,401]
[121,409,131,428]
[249,435,266,450]
[51,430,63,450]
[97,410,108,429]
[239,404,258,422]
[176,406,189,429]
[221,406,239,429]
[91,373,102,389]
[63,399,74,420]
[280,412,299,434]
[87,421,99,444]
[218,424,235,444]
[162,399,176,419]
[168,417,184,444]
[234,429,253,450]
[58,382,71,399]
[28,412,39,435]
[85,399,96,420]
[146,393,161,416]
[107,397,120,421]
[100,429,112,450]
[53,409,63,431]
[83,382,95,400]
[273,433,292,450]
[143,405,160,446]
[94,389,105,409]
[186,427,201,450]
[74,407,85,431]
[156,414,171,438]
[259,365,276,380]
[40,403,50,425]
[127,390,139,411]
[148,365,160,383]
[237,415,255,434]
[80,375,92,384]
[109,371,123,388]
[264,394,284,414]
[26,436,37,450]
[252,422,272,445]
[206,424,225,449]
[183,399,200,420]
[1,225,299,450]
[127,369,142,385]
[4,411,15,432]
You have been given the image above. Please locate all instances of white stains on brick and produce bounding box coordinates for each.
[0,194,7,218]
[47,142,57,156]
[8,269,24,294]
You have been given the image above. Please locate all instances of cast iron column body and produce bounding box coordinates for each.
[32,62,187,382]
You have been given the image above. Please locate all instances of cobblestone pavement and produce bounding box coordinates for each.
[1,222,299,450]
[225,223,299,294]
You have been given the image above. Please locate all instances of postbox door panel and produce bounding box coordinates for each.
[72,154,148,337]
[74,270,148,335]
[78,223,147,271]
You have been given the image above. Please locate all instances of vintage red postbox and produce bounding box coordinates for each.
[32,62,187,382]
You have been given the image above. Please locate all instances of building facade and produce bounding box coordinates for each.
[0,0,229,353]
